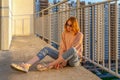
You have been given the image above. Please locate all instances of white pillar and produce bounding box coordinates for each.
[0,0,10,50]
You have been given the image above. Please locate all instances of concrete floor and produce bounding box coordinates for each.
[0,35,101,80]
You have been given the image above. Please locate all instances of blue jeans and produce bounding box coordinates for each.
[37,47,80,67]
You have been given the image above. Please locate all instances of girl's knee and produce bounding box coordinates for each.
[71,47,77,54]
[37,47,50,56]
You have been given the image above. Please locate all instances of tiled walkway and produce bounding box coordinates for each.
[0,35,101,80]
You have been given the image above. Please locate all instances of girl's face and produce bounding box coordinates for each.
[66,20,73,32]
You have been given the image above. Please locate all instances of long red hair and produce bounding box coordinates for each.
[64,17,80,35]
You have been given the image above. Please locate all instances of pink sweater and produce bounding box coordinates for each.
[59,31,83,58]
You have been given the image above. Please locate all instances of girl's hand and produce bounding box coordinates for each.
[48,56,67,69]
[60,60,67,67]
[54,60,67,69]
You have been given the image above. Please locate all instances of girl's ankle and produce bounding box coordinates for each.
[21,63,31,68]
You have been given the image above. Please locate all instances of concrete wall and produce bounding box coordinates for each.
[0,0,1,49]
[0,0,10,50]
[11,0,34,36]
[0,0,35,50]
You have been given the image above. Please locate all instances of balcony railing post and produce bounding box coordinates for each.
[42,11,44,39]
[49,12,51,45]
[30,14,34,34]
[102,4,105,67]
[108,2,111,70]
[77,0,80,24]
[92,5,95,62]
[88,7,90,60]
[115,0,118,74]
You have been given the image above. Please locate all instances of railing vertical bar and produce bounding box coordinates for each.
[57,5,60,44]
[77,0,80,25]
[115,1,118,74]
[30,14,33,34]
[88,7,90,60]
[97,5,100,64]
[81,8,83,33]
[108,2,111,70]
[42,11,44,39]
[40,13,42,36]
[92,5,95,62]
[30,15,31,34]
[60,10,62,44]
[57,11,59,44]
[66,2,69,20]
[33,14,36,34]
[85,7,87,59]
[102,4,105,67]
[49,13,51,44]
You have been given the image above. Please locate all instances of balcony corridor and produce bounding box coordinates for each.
[0,35,101,80]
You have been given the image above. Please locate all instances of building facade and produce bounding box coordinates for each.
[118,3,120,59]
[84,7,91,59]
[39,0,48,10]
[94,4,105,62]
[79,1,85,57]
[39,0,48,15]
[110,3,117,60]
[104,3,109,60]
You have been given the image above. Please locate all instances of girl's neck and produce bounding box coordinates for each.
[66,31,74,35]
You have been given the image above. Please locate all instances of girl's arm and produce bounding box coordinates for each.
[58,32,66,57]
[72,32,83,49]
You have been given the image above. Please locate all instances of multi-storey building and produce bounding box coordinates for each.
[110,3,117,60]
[35,0,40,12]
[89,6,93,60]
[94,4,105,62]
[118,3,120,59]
[84,6,93,59]
[35,0,48,12]
[35,0,48,16]
[39,0,48,10]
[84,4,104,62]
[52,0,60,12]
[104,3,109,60]
[79,1,86,57]
[40,0,48,14]
[69,1,76,17]
[79,1,85,33]
[94,5,98,61]
[84,2,106,62]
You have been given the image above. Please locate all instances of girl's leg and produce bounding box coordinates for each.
[26,56,39,65]
[11,47,58,72]
[62,47,80,67]
[26,47,59,65]
[37,47,58,60]
[48,47,80,68]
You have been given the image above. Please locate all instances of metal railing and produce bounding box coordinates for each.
[11,0,120,78]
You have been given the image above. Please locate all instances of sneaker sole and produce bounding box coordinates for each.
[10,63,28,73]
